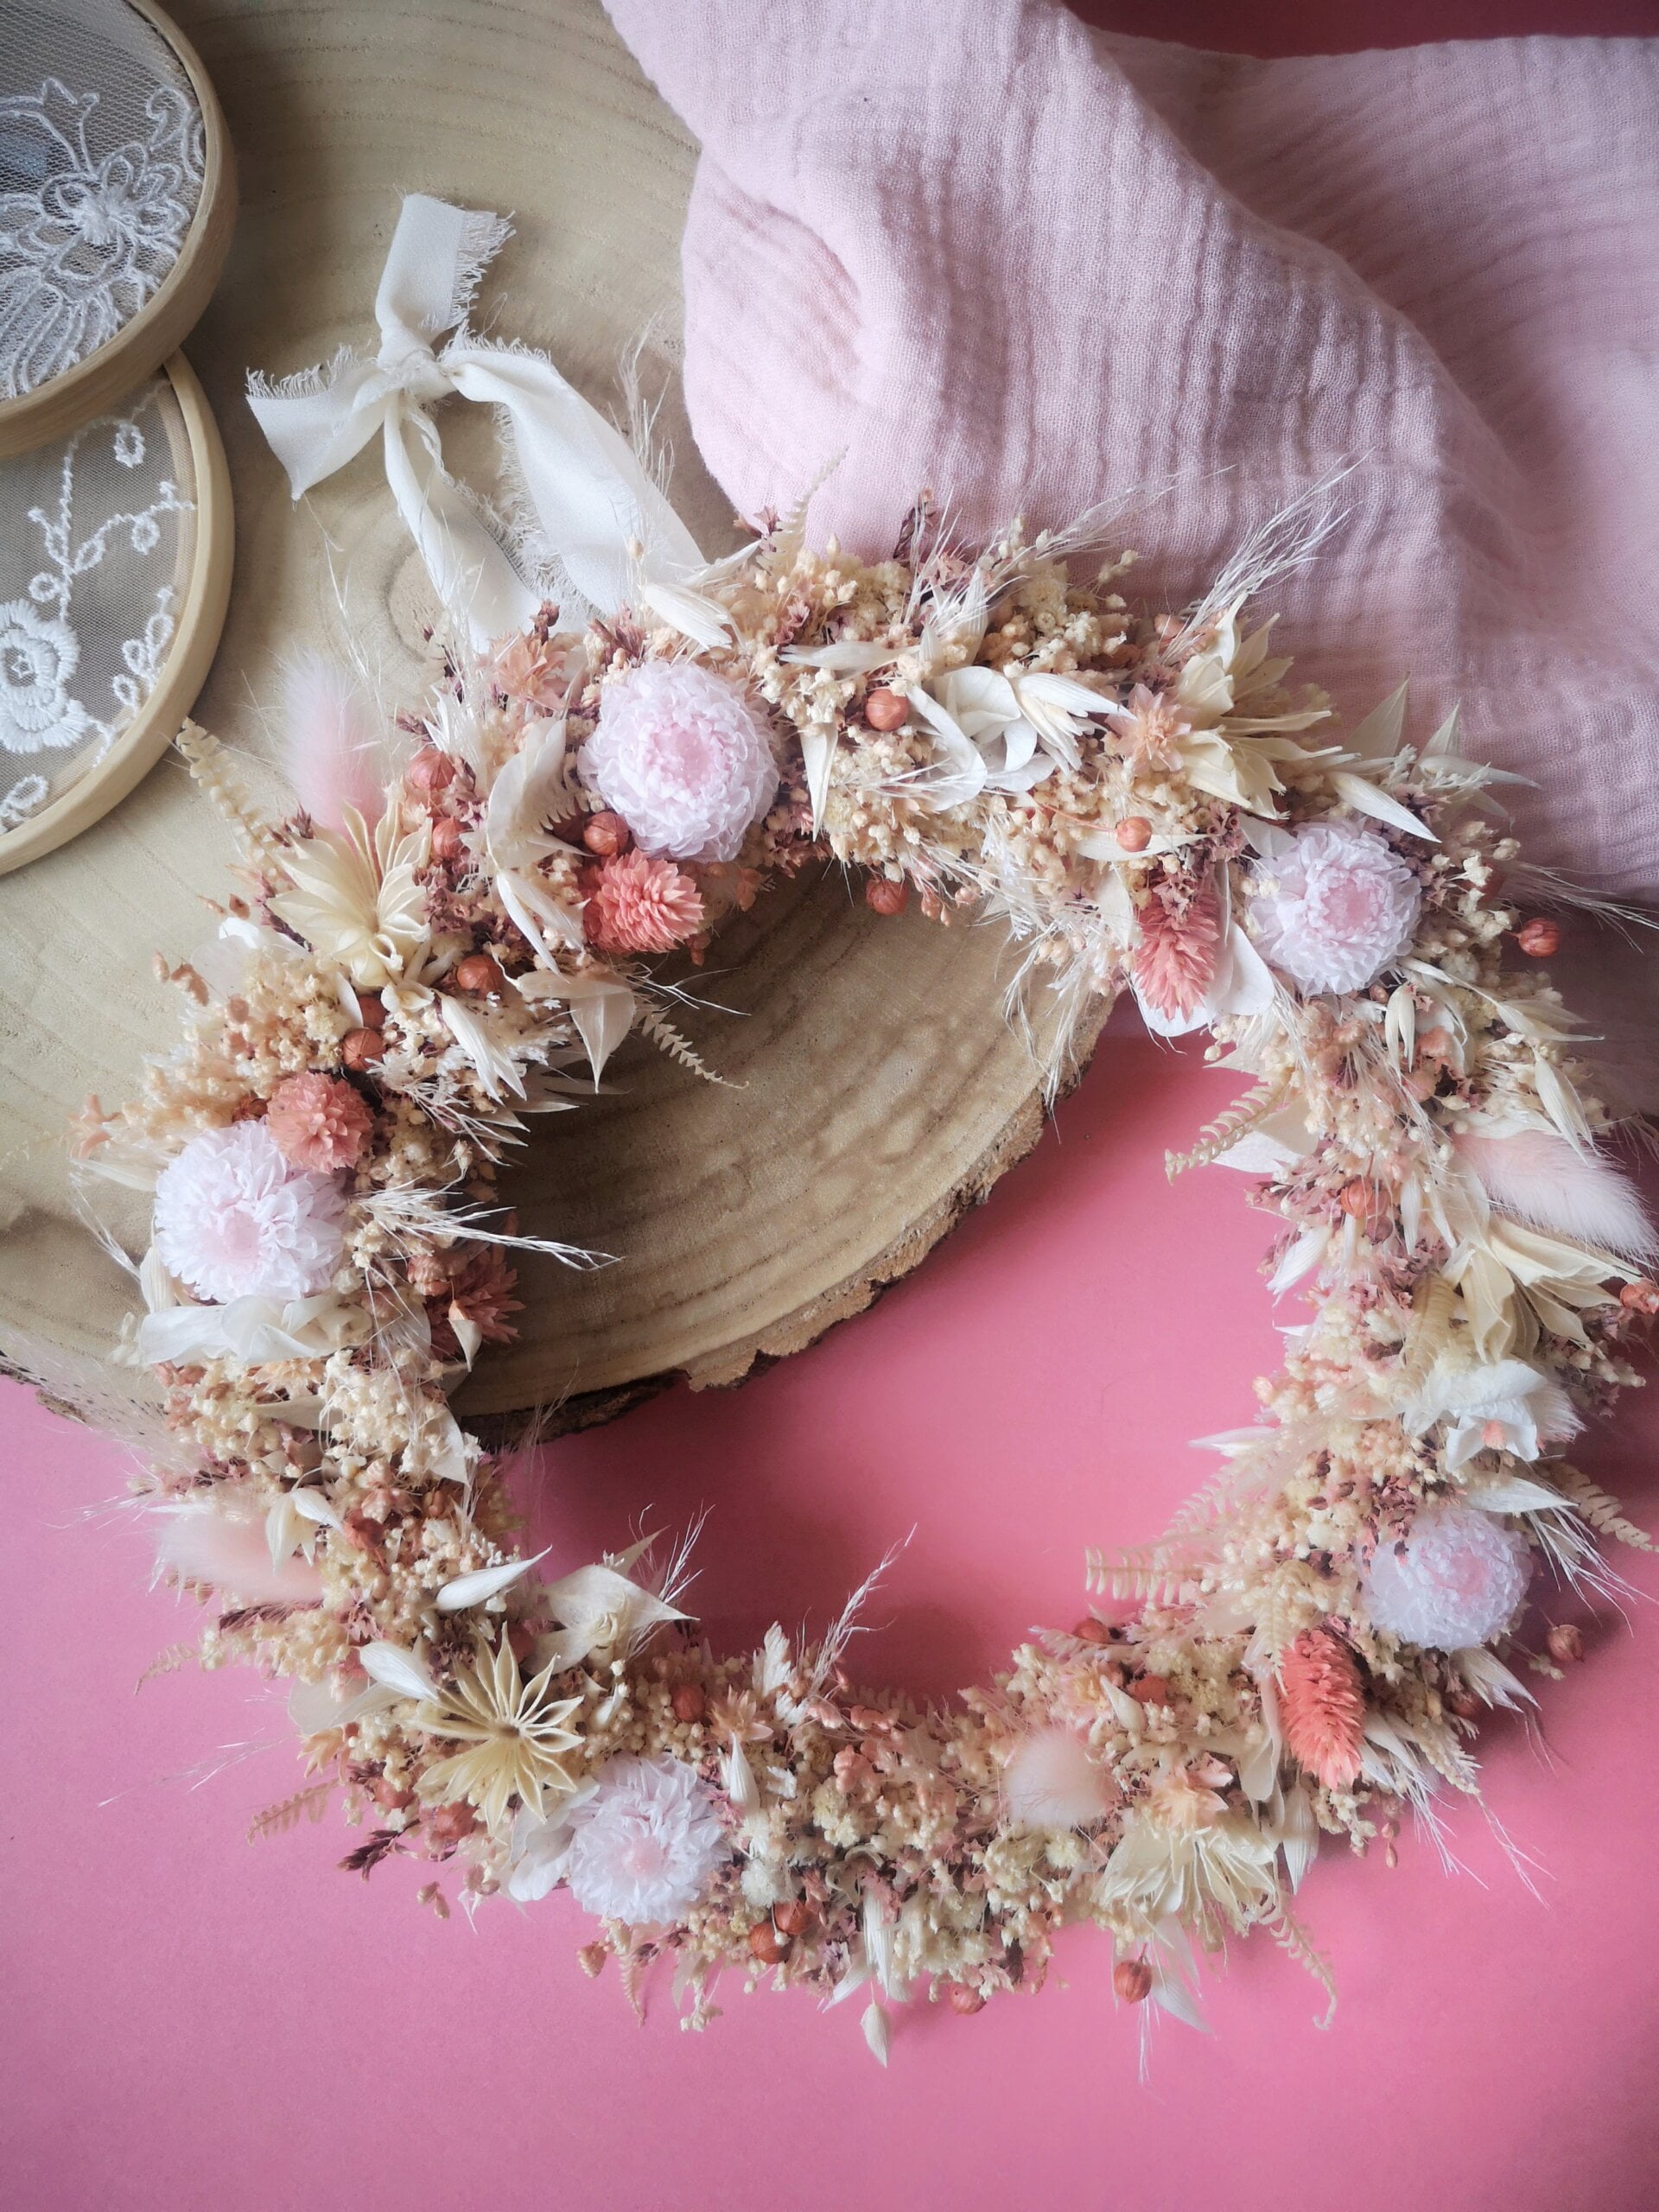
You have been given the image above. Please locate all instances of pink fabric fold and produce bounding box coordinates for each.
[604,0,1659,894]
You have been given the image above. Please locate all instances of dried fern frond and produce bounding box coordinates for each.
[247,1781,333,1844]
[135,1642,199,1693]
[177,722,289,876]
[1269,1906,1338,2029]
[633,1002,736,1087]
[1553,1462,1656,1552]
[1086,1544,1205,1607]
[1165,1078,1288,1180]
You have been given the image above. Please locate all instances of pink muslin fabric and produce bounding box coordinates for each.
[604,0,1659,896]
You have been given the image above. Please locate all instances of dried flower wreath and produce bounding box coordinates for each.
[67,200,1656,2060]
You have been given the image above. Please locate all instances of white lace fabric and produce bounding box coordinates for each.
[0,372,196,834]
[1,0,205,401]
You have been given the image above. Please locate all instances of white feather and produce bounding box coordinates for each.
[156,1502,323,1605]
[1455,1129,1655,1258]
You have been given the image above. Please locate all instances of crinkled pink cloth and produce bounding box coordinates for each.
[605,0,1659,895]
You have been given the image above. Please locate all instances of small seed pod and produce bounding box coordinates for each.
[408,747,456,793]
[430,816,466,862]
[582,810,630,857]
[947,1983,986,2016]
[773,1897,810,1937]
[1129,1673,1172,1707]
[863,686,909,731]
[865,874,910,917]
[1071,1617,1114,1645]
[454,953,505,996]
[1516,917,1561,958]
[1113,1958,1154,2005]
[1339,1179,1378,1219]
[1444,1687,1483,1720]
[670,1681,706,1725]
[1114,815,1153,853]
[340,1027,385,1071]
[1547,1622,1585,1665]
[748,1920,789,1965]
[356,990,386,1032]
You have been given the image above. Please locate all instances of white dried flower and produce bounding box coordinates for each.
[152,1122,346,1303]
[580,660,779,861]
[1363,1503,1532,1649]
[509,1754,728,1921]
[1249,817,1421,995]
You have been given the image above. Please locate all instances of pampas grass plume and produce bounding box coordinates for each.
[1003,1726,1117,1831]
[1455,1129,1655,1259]
[283,654,391,831]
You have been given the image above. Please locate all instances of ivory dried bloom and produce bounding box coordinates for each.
[580,660,779,861]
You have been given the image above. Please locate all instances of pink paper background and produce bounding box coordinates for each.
[9,1021,1659,2211]
[8,4,1659,2208]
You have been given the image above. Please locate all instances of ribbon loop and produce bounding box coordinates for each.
[247,193,705,647]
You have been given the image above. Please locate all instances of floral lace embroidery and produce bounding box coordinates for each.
[0,75,204,400]
[0,384,193,830]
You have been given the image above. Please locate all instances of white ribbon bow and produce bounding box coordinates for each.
[247,194,705,647]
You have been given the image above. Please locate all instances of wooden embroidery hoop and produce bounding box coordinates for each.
[0,353,234,875]
[0,0,237,460]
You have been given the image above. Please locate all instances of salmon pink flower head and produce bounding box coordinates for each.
[1249,817,1421,995]
[152,1121,346,1304]
[579,659,779,863]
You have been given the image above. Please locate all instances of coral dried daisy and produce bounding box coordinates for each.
[266,1071,373,1173]
[582,849,704,956]
[1277,1626,1366,1791]
[427,1242,522,1356]
[1102,682,1192,772]
[1132,878,1220,1021]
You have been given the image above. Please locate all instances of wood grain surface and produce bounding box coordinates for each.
[0,0,1103,1429]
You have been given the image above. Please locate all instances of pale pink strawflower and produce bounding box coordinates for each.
[152,1121,346,1304]
[512,1755,728,1920]
[580,659,779,862]
[1363,1502,1532,1649]
[1249,817,1421,995]
[266,1071,373,1173]
[582,849,705,955]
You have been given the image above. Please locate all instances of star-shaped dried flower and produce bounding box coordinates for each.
[415,1634,583,1832]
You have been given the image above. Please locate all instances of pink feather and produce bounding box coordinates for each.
[1455,1128,1655,1258]
[283,654,391,830]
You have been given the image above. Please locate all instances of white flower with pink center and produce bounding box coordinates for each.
[579,659,779,862]
[1363,1502,1532,1649]
[506,1753,728,1920]
[152,1121,346,1304]
[1248,817,1421,996]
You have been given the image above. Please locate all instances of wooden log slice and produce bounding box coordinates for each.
[0,0,1105,1429]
